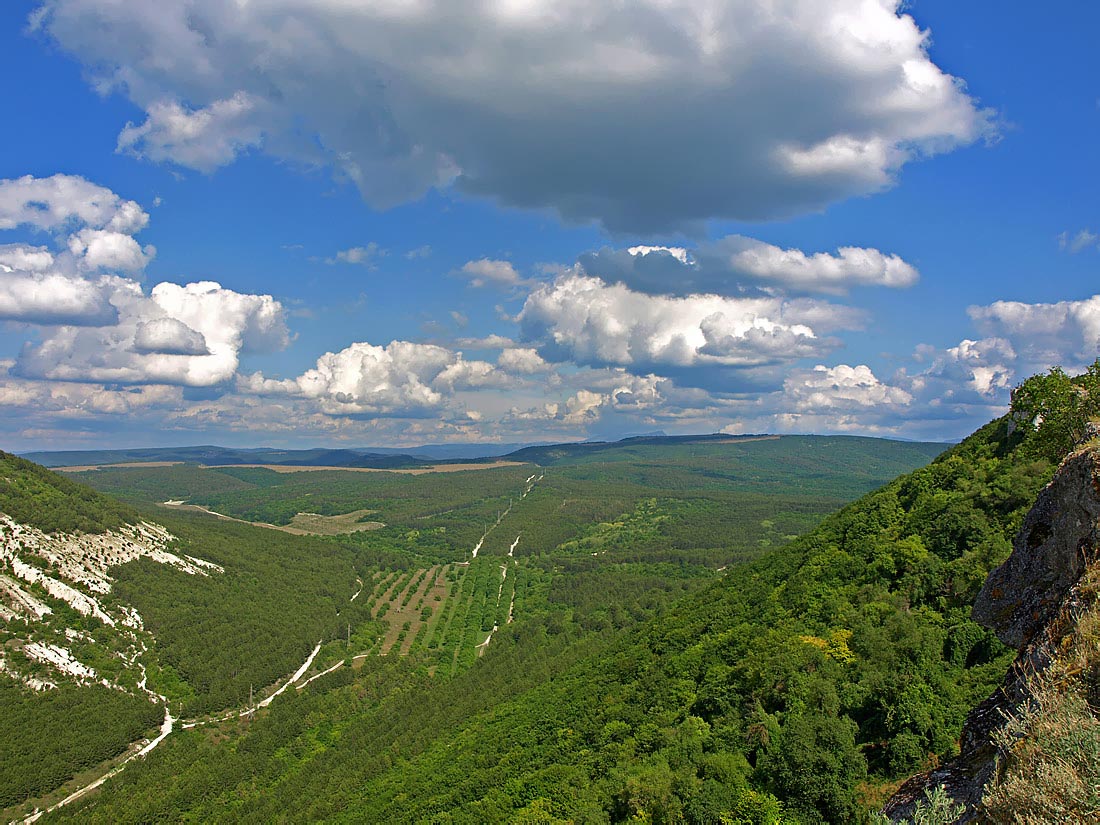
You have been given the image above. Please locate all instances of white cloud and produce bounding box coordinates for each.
[0,362,184,417]
[67,228,154,273]
[459,258,521,288]
[327,243,384,266]
[117,93,264,173]
[902,337,1016,405]
[454,334,518,350]
[18,281,289,387]
[435,358,509,391]
[1059,228,1099,254]
[0,174,149,234]
[288,342,449,415]
[628,246,690,264]
[581,235,918,296]
[241,340,503,416]
[132,318,210,356]
[0,244,54,272]
[716,238,918,293]
[0,175,286,383]
[518,273,856,376]
[875,294,1100,435]
[968,295,1100,374]
[0,270,120,326]
[782,364,912,411]
[502,372,679,437]
[33,0,990,231]
[497,347,550,374]
[559,390,607,424]
[0,175,156,314]
[710,363,921,436]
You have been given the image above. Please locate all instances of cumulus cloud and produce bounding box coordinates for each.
[901,337,1017,407]
[0,175,156,321]
[968,295,1100,375]
[0,174,287,385]
[0,270,120,326]
[132,318,210,356]
[712,238,918,293]
[67,228,154,272]
[497,347,551,374]
[704,363,921,436]
[518,273,857,379]
[818,293,1100,440]
[33,0,990,231]
[454,334,518,350]
[0,244,53,272]
[580,236,918,296]
[18,281,289,387]
[0,174,149,234]
[0,366,184,417]
[886,294,1100,430]
[459,259,521,288]
[782,364,912,411]
[117,93,264,172]
[241,340,505,417]
[505,373,665,427]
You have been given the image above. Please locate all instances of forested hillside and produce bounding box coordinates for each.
[0,452,138,534]
[3,435,947,822]
[72,435,946,569]
[32,369,1090,823]
[0,459,369,817]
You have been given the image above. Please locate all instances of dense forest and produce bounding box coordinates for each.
[75,436,944,568]
[9,368,1095,822]
[53,424,1028,822]
[0,452,139,534]
[2,435,944,821]
[24,368,1092,823]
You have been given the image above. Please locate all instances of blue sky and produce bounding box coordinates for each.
[0,0,1097,451]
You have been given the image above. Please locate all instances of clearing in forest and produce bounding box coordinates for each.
[376,565,451,655]
[198,461,528,475]
[158,502,384,536]
[282,509,384,535]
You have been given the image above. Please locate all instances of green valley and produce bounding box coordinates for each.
[2,407,1077,822]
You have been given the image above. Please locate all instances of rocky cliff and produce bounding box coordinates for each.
[883,446,1100,821]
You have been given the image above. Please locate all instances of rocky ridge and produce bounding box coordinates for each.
[884,445,1100,821]
[0,511,221,693]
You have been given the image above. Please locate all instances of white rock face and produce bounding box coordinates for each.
[0,573,53,619]
[0,515,222,597]
[23,642,98,681]
[11,557,115,625]
[0,511,222,690]
[0,655,56,691]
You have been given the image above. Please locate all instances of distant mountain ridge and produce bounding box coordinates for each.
[24,443,542,468]
[25,433,951,470]
[504,432,777,464]
[23,445,434,470]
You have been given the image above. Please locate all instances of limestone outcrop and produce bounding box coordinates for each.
[883,447,1100,822]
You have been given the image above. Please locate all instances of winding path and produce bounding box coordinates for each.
[296,660,344,691]
[23,641,323,823]
[470,474,542,560]
[22,473,548,821]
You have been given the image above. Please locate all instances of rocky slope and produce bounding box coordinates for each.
[0,494,221,695]
[884,445,1100,821]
